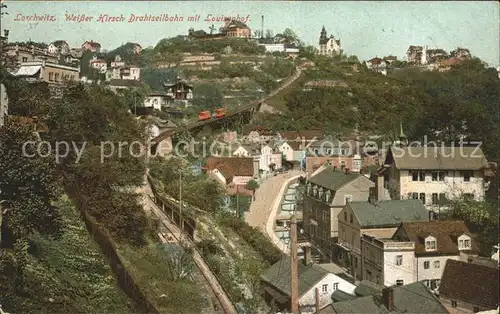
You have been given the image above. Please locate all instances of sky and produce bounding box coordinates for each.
[1,1,499,66]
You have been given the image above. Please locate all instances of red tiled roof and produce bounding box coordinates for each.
[369,57,383,65]
[206,157,254,182]
[397,221,475,255]
[439,259,499,309]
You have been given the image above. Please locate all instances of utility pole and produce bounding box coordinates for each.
[236,188,240,220]
[290,214,299,314]
[179,170,183,241]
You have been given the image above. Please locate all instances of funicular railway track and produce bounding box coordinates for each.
[150,65,303,145]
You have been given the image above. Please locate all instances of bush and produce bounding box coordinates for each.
[218,216,283,265]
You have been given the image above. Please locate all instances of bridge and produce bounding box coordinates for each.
[150,66,303,153]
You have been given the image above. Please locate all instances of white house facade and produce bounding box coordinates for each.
[361,221,475,291]
[299,273,356,313]
[377,146,492,212]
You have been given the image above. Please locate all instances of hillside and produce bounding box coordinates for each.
[0,197,134,313]
[254,55,500,162]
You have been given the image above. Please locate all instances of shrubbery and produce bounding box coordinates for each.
[218,216,283,265]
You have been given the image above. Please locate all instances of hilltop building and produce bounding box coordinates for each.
[317,26,341,57]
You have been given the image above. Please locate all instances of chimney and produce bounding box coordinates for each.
[261,15,264,39]
[315,287,320,313]
[303,246,312,266]
[382,287,394,311]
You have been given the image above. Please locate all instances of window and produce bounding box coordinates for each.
[451,301,457,308]
[344,212,347,221]
[49,72,54,81]
[22,57,28,62]
[438,171,446,181]
[395,255,403,266]
[326,149,332,155]
[434,260,440,268]
[314,149,319,154]
[462,171,473,182]
[396,280,404,286]
[340,149,347,155]
[344,195,352,204]
[424,261,430,269]
[333,283,339,291]
[460,238,471,249]
[422,279,430,287]
[349,214,353,223]
[412,171,419,181]
[419,171,425,181]
[432,193,439,205]
[432,172,438,181]
[353,257,358,269]
[426,240,436,250]
[412,193,418,200]
[55,73,60,81]
[419,193,426,205]
[322,284,328,293]
[464,239,470,248]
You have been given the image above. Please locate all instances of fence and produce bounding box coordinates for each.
[66,186,160,314]
[146,175,238,314]
[146,175,197,240]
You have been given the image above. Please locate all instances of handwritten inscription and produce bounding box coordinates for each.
[12,13,251,23]
[14,13,56,22]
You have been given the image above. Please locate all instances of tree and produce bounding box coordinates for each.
[245,179,260,200]
[0,121,63,249]
[191,83,224,109]
[282,28,303,46]
[298,45,317,60]
[116,82,151,113]
[46,83,149,244]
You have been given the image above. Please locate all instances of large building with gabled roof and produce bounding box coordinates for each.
[318,26,341,57]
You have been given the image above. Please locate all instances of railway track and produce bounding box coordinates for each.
[139,178,237,314]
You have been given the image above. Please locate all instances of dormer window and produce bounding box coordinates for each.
[313,185,318,197]
[425,236,437,251]
[458,235,471,250]
[325,190,331,203]
[318,187,324,199]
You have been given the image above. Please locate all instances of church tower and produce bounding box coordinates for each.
[398,121,408,147]
[320,25,327,40]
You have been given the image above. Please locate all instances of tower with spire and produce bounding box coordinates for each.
[318,26,341,57]
[320,25,327,40]
[398,121,408,147]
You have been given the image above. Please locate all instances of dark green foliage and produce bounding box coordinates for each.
[256,58,500,163]
[46,84,149,244]
[154,36,265,55]
[218,216,283,265]
[191,83,224,109]
[0,122,63,248]
[149,156,225,213]
[140,67,178,91]
[0,198,133,313]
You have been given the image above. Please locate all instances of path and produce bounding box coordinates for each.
[245,170,302,231]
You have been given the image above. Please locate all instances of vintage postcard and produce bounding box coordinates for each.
[0,1,499,314]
